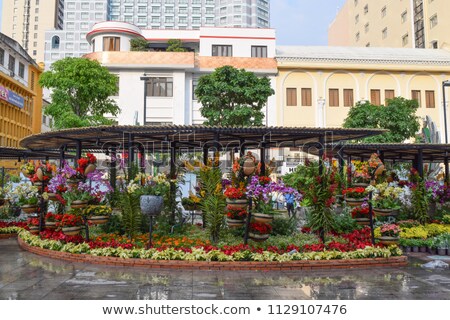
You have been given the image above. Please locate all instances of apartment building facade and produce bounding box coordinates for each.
[328,0,450,49]
[0,33,43,147]
[44,0,108,70]
[1,0,64,63]
[107,0,270,29]
[84,21,277,126]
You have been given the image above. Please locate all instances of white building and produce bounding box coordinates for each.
[107,0,270,29]
[43,0,108,71]
[85,21,277,126]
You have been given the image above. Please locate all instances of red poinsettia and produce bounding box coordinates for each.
[351,207,371,218]
[57,214,82,227]
[224,187,246,199]
[342,187,367,199]
[249,222,272,235]
[226,208,247,219]
[76,153,97,175]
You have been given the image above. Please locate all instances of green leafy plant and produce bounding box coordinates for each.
[39,57,120,129]
[271,217,297,236]
[198,166,226,243]
[195,65,274,127]
[166,39,187,52]
[343,97,420,143]
[283,161,319,206]
[411,175,429,225]
[118,190,142,239]
[130,38,148,51]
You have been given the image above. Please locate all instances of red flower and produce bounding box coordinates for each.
[249,222,272,234]
[224,187,246,199]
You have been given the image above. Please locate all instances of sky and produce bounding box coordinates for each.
[0,0,347,46]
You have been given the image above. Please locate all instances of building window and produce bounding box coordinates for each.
[370,89,381,105]
[192,79,198,100]
[402,33,409,46]
[18,62,24,78]
[385,90,395,104]
[301,88,312,106]
[430,14,438,28]
[426,90,435,108]
[212,45,232,57]
[103,37,120,51]
[0,48,4,65]
[364,4,368,14]
[8,56,15,74]
[329,89,339,107]
[382,27,388,39]
[146,77,173,97]
[431,40,438,49]
[401,10,407,23]
[381,6,386,18]
[251,46,267,58]
[51,35,60,49]
[343,89,354,107]
[286,88,297,106]
[412,90,421,107]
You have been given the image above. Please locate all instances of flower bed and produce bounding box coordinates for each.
[18,229,402,263]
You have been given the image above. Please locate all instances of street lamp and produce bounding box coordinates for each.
[443,80,450,143]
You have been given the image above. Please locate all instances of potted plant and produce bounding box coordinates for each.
[224,186,247,210]
[378,223,400,245]
[226,208,247,228]
[367,183,402,217]
[10,184,40,214]
[76,153,97,176]
[342,187,367,207]
[248,222,272,242]
[0,185,11,206]
[20,161,36,178]
[351,160,370,187]
[84,205,112,225]
[63,188,93,210]
[44,212,58,229]
[181,194,201,211]
[58,214,83,235]
[27,217,40,234]
[351,206,372,225]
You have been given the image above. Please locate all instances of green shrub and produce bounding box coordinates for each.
[271,216,297,236]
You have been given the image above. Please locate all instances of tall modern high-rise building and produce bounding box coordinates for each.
[0,0,64,63]
[107,0,270,29]
[44,0,108,69]
[328,0,450,49]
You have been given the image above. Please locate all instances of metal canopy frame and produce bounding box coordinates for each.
[0,147,74,161]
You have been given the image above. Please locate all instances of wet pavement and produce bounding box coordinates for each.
[0,238,449,300]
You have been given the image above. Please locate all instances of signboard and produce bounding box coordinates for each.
[0,85,25,109]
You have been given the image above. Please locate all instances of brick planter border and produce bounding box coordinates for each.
[0,233,18,239]
[17,236,408,271]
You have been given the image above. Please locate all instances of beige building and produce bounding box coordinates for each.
[276,46,450,140]
[1,0,64,63]
[329,0,450,49]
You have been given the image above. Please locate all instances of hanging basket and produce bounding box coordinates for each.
[70,200,89,210]
[377,236,399,246]
[226,218,245,228]
[373,208,397,217]
[140,195,164,216]
[45,221,57,230]
[243,157,256,176]
[354,217,370,226]
[47,193,58,201]
[252,212,274,224]
[62,226,82,236]
[226,198,248,210]
[345,198,365,207]
[29,226,40,234]
[249,232,270,242]
[87,215,110,225]
[21,204,38,214]
[84,164,97,175]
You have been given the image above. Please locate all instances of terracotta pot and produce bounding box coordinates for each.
[21,204,38,214]
[252,212,274,224]
[373,208,397,217]
[377,236,399,246]
[67,179,82,189]
[248,232,269,242]
[243,157,256,176]
[226,198,247,210]
[84,164,96,175]
[345,198,365,207]
[47,193,58,201]
[33,181,43,191]
[62,226,82,236]
[88,215,109,225]
[226,218,245,228]
[45,221,57,229]
[29,226,40,235]
[70,200,89,210]
[354,217,370,226]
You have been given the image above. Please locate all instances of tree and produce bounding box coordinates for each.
[130,38,148,51]
[195,65,274,127]
[342,97,420,143]
[166,39,186,52]
[39,57,120,129]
